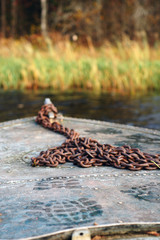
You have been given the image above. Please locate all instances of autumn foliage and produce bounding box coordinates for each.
[1,0,160,45]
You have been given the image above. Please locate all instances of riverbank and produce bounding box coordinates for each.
[0,37,160,93]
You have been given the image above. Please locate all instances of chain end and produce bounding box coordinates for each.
[44,98,55,122]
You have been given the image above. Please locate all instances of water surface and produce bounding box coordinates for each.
[0,90,160,130]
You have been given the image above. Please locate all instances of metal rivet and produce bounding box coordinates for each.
[11,181,16,184]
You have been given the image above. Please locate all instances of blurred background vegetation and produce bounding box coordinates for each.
[0,0,160,93]
[1,0,160,129]
[1,0,160,44]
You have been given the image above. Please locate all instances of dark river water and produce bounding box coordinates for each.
[0,90,160,130]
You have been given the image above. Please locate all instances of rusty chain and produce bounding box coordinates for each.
[31,102,160,171]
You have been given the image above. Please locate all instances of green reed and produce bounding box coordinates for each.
[0,38,160,93]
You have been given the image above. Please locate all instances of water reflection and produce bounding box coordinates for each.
[0,90,160,130]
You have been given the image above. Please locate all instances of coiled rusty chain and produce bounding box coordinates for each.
[31,102,160,171]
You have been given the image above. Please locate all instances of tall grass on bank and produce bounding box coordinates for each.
[0,37,160,93]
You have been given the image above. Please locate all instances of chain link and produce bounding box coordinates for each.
[31,103,160,171]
